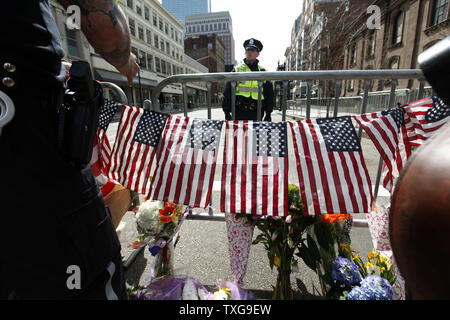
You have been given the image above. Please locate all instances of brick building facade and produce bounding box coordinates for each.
[343,0,450,96]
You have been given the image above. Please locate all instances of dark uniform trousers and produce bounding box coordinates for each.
[0,68,126,300]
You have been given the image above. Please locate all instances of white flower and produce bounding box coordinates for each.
[182,278,199,300]
[213,288,231,300]
[136,200,164,233]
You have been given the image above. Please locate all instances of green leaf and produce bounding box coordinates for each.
[314,221,334,251]
[297,244,317,271]
[306,233,321,261]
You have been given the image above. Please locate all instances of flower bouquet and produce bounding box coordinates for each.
[330,247,396,300]
[295,212,354,298]
[236,184,317,300]
[132,200,188,280]
[128,276,255,300]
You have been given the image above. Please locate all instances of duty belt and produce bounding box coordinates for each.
[236,98,257,111]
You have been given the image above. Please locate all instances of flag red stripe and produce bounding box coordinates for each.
[251,156,258,215]
[338,152,359,213]
[230,122,238,214]
[328,152,347,213]
[194,150,208,207]
[173,146,189,204]
[290,122,310,215]
[348,152,367,212]
[297,121,321,215]
[307,122,334,214]
[110,106,133,179]
[261,157,269,216]
[220,121,229,213]
[162,117,190,201]
[240,121,248,214]
[116,108,141,185]
[151,116,180,200]
[272,156,279,216]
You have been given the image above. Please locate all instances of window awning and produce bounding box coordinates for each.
[94,69,158,87]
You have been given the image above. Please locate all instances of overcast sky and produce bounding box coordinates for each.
[211,0,303,71]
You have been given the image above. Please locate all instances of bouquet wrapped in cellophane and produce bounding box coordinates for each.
[132,200,189,280]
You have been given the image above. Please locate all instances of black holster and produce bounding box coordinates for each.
[57,61,104,168]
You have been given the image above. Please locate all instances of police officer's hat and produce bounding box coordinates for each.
[244,38,263,52]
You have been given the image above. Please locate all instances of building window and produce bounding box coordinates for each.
[166,41,170,54]
[431,0,449,26]
[146,29,152,45]
[160,39,165,51]
[138,25,144,41]
[131,46,138,60]
[135,0,142,16]
[392,11,404,45]
[367,31,376,57]
[165,23,169,35]
[154,35,159,48]
[127,0,133,9]
[348,80,355,91]
[159,18,164,31]
[138,50,147,69]
[155,57,161,73]
[144,6,150,21]
[153,14,157,27]
[161,59,167,74]
[128,18,135,37]
[147,54,153,71]
[193,43,197,50]
[65,27,80,57]
[350,43,357,65]
[389,57,400,69]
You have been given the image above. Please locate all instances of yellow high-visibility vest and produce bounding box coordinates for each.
[234,63,266,100]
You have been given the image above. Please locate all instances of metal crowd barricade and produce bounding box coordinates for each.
[144,70,427,229]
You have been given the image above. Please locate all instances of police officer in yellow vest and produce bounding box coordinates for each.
[222,38,274,121]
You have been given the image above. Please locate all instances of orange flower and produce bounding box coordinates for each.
[321,213,349,224]
[159,203,176,223]
[131,240,144,249]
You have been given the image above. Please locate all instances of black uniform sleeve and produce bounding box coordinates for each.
[263,81,275,121]
[222,70,235,120]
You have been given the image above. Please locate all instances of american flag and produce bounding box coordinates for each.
[290,117,372,215]
[148,115,223,208]
[403,96,450,146]
[353,108,411,193]
[221,121,288,216]
[89,99,121,197]
[108,106,168,194]
[96,99,120,169]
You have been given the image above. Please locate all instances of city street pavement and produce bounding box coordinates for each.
[109,106,391,299]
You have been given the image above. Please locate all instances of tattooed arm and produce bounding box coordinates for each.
[60,0,139,86]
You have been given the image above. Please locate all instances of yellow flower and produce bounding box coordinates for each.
[364,262,373,269]
[368,251,377,261]
[274,255,281,268]
[352,254,360,261]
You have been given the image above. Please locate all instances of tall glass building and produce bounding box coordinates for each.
[162,0,211,25]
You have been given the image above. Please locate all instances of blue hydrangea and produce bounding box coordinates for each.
[347,275,394,300]
[332,256,362,286]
